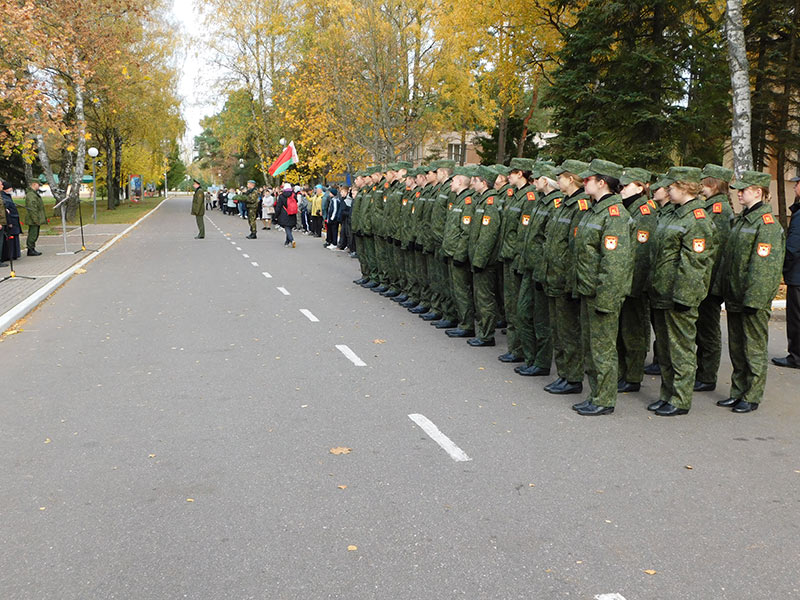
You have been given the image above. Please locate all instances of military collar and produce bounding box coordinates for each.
[591,194,621,213]
[540,189,560,203]
[626,194,651,212]
[482,189,498,202]
[742,202,770,223]
[563,189,589,207]
[704,193,728,209]
[519,184,538,199]
[674,197,703,217]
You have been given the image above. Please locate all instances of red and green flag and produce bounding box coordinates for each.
[268,141,299,176]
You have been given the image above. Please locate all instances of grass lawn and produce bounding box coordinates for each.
[14,196,165,235]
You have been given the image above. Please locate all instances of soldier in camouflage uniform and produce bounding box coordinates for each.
[491,164,512,326]
[418,163,446,320]
[615,167,658,392]
[392,167,418,304]
[569,160,633,416]
[371,167,394,293]
[714,171,785,413]
[693,164,734,392]
[381,163,409,298]
[351,172,372,285]
[406,167,433,313]
[497,158,536,363]
[24,181,46,255]
[466,166,502,346]
[442,166,477,337]
[430,161,458,328]
[542,160,591,394]
[360,168,382,289]
[191,179,205,239]
[646,166,717,416]
[515,163,560,377]
[244,180,260,239]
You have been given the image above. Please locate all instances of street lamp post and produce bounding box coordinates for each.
[88,147,99,224]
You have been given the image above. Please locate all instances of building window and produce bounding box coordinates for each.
[447,143,463,164]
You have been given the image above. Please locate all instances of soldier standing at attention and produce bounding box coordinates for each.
[647,167,716,416]
[191,179,205,239]
[243,180,259,239]
[714,171,785,412]
[443,166,477,338]
[394,168,418,305]
[570,160,633,416]
[542,160,591,395]
[352,173,371,285]
[615,167,657,393]
[25,180,46,256]
[466,166,502,347]
[497,158,536,364]
[429,161,457,328]
[693,164,734,392]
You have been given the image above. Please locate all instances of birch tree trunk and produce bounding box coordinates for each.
[725,0,754,177]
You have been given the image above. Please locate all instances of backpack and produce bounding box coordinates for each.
[286,193,298,215]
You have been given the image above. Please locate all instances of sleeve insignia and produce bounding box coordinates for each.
[604,235,618,250]
[637,230,650,243]
[482,215,491,225]
[526,192,537,201]
[554,198,563,208]
[608,205,621,217]
[712,202,723,214]
[507,188,514,196]
[415,191,421,198]
[757,243,772,257]
[464,197,472,205]
[573,226,578,237]
[448,202,453,210]
[521,215,531,226]
[462,215,471,225]
[693,208,706,220]
[763,213,775,224]
[692,238,706,253]
[487,197,495,205]
[639,204,651,215]
[578,198,589,211]
[402,199,408,206]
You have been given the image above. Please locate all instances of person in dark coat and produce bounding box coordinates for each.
[275,183,297,248]
[773,175,800,369]
[1,180,22,265]
[325,186,343,249]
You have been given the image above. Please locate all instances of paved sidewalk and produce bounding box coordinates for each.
[0,224,129,320]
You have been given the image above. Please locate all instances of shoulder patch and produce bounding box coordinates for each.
[637,230,650,243]
[507,188,514,196]
[648,199,657,209]
[604,235,618,250]
[482,215,491,226]
[692,238,706,253]
[554,197,562,209]
[384,182,389,189]
[448,202,453,210]
[693,208,706,220]
[757,243,771,257]
[712,202,723,214]
[464,197,472,205]
[763,213,775,225]
[402,199,408,206]
[415,191,421,198]
[608,205,621,217]
[487,196,495,206]
[577,198,589,211]
[639,204,651,215]
[462,215,471,225]
[526,192,537,201]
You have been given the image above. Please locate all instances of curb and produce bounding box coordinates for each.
[0,197,168,334]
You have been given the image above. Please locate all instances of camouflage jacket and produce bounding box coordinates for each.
[468,188,502,269]
[542,189,592,297]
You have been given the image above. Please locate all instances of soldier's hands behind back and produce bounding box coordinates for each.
[673,302,690,312]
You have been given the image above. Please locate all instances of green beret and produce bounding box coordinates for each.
[475,165,498,186]
[247,179,256,184]
[579,159,624,180]
[730,170,772,189]
[620,167,653,186]
[509,158,536,172]
[701,164,733,182]
[666,166,702,184]
[453,166,472,177]
[554,159,590,177]
[492,164,511,176]
[395,161,413,170]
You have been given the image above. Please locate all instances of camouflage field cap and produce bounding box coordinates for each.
[701,164,733,182]
[434,159,456,170]
[651,174,674,191]
[492,164,511,176]
[509,157,535,172]
[538,163,560,181]
[730,170,772,190]
[475,165,498,186]
[579,159,624,180]
[620,167,653,186]
[395,161,413,170]
[554,159,590,177]
[666,166,702,184]
[453,166,472,177]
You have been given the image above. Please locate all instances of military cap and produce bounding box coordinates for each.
[475,165,498,186]
[554,159,590,177]
[509,157,536,172]
[666,166,702,184]
[701,164,734,182]
[730,170,772,189]
[396,161,413,170]
[405,167,420,178]
[453,166,472,177]
[193,179,202,185]
[434,159,456,170]
[385,162,398,171]
[579,159,624,180]
[418,164,436,173]
[246,179,256,184]
[538,163,560,181]
[620,167,653,186]
[492,164,511,176]
[651,173,674,190]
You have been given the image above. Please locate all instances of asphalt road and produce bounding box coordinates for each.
[2,196,799,600]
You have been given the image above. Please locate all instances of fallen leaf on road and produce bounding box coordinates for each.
[75,268,87,274]
[148,454,156,458]
[347,545,357,551]
[301,404,308,408]
[644,569,657,575]
[478,367,485,370]
[44,438,51,444]
[338,485,347,490]
[39,507,46,511]
[330,447,352,455]
[4,329,21,336]
[373,339,386,344]
[528,483,535,487]
[186,498,194,502]
[685,465,693,470]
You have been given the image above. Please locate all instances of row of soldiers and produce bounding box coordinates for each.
[348,158,785,416]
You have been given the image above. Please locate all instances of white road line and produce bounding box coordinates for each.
[277,287,290,296]
[595,595,627,600]
[236,246,242,251]
[251,261,259,267]
[408,414,472,462]
[262,272,272,278]
[242,253,250,258]
[336,344,366,367]
[299,309,319,322]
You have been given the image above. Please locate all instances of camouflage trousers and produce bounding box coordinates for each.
[727,309,770,404]
[473,264,499,342]
[196,215,205,238]
[617,295,650,384]
[450,261,475,331]
[580,295,621,407]
[392,242,406,291]
[355,234,370,278]
[517,273,552,368]
[247,209,257,234]
[415,249,430,307]
[362,236,379,282]
[549,294,583,382]
[375,237,391,285]
[502,263,523,357]
[695,295,722,385]
[653,306,699,410]
[434,254,457,321]
[425,253,443,314]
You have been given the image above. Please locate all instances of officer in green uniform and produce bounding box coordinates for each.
[360,167,382,288]
[243,180,259,239]
[430,161,458,327]
[515,163,560,376]
[370,167,392,292]
[497,158,535,363]
[418,163,444,319]
[351,172,371,285]
[407,166,434,313]
[647,166,717,416]
[714,171,785,412]
[615,167,657,392]
[466,166,502,346]
[490,165,512,326]
[693,164,734,391]
[442,166,477,337]
[25,181,46,255]
[542,160,591,394]
[380,163,402,297]
[570,159,633,416]
[191,179,205,239]
[393,168,417,304]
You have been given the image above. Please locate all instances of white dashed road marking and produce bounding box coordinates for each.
[251,262,259,267]
[408,414,472,462]
[236,246,242,251]
[242,253,249,258]
[277,287,290,296]
[595,595,627,600]
[262,272,272,278]
[299,309,319,322]
[336,344,366,367]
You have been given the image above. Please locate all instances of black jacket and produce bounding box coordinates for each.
[1,191,21,235]
[275,191,297,228]
[784,201,800,286]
